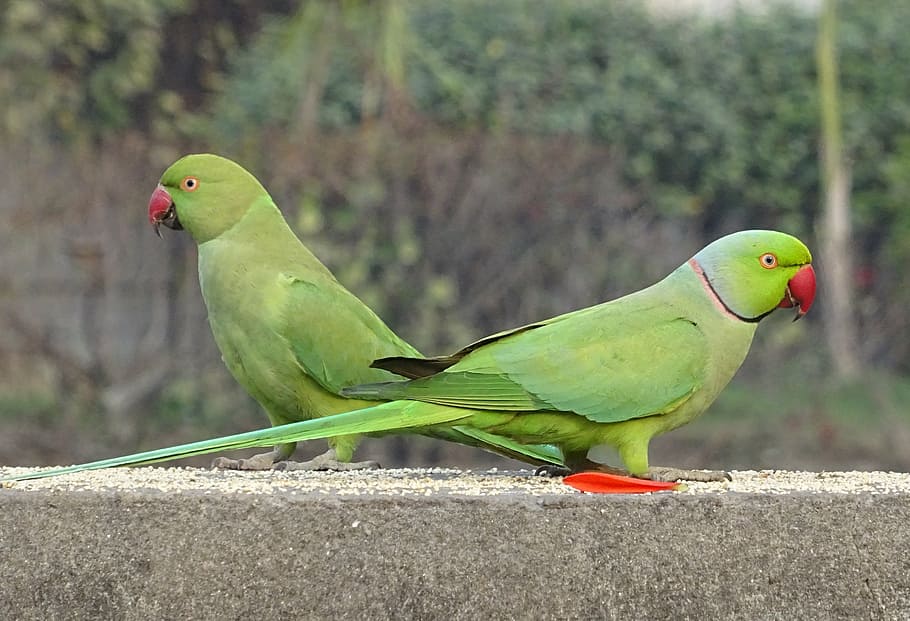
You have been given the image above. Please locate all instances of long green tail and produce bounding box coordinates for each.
[1,401,473,482]
[1,402,564,482]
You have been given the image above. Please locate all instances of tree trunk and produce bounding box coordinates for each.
[816,0,860,380]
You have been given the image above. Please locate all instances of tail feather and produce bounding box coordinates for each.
[1,401,471,482]
[448,425,563,466]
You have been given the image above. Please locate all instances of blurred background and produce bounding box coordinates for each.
[1,0,908,472]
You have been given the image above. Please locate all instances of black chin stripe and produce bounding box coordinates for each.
[689,259,769,324]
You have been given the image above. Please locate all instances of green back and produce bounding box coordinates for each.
[370,268,708,423]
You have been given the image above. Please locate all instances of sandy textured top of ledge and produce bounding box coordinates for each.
[2,466,909,497]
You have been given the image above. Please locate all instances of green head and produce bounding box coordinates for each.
[691,230,816,321]
[147,153,269,244]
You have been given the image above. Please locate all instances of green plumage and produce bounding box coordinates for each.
[2,228,814,482]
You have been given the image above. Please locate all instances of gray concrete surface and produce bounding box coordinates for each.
[1,467,909,620]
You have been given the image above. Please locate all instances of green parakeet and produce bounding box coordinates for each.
[4,229,815,483]
[144,153,562,471]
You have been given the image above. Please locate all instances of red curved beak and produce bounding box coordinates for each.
[778,264,816,320]
[148,185,180,237]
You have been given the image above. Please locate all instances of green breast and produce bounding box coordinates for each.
[197,239,316,423]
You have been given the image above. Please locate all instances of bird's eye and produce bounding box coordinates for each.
[759,253,778,269]
[180,176,199,192]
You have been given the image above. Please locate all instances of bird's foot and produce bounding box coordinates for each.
[534,465,573,477]
[212,451,279,471]
[645,466,731,483]
[535,462,631,478]
[273,450,380,472]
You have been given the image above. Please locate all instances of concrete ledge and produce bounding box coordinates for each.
[1,468,909,620]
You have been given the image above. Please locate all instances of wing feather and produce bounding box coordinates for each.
[363,299,707,424]
[277,274,420,394]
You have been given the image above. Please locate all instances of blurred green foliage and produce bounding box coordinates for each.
[204,0,910,361]
[1,0,185,140]
[215,0,825,226]
[5,0,908,253]
[0,0,295,141]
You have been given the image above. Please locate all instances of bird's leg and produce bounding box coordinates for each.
[644,466,731,483]
[212,446,289,471]
[615,441,729,482]
[273,447,379,472]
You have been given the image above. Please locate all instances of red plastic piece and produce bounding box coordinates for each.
[563,471,682,494]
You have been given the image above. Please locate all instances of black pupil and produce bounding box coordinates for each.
[187,179,194,187]
[765,255,773,264]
